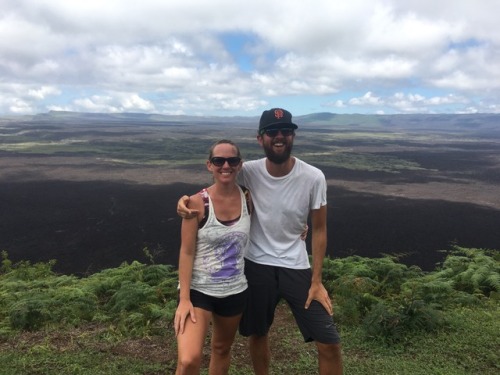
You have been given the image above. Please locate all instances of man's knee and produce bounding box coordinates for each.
[316,342,342,361]
[249,334,266,342]
[211,340,232,357]
[248,334,270,357]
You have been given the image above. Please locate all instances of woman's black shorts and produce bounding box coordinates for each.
[184,288,248,317]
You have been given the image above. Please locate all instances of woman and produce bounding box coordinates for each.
[174,139,252,375]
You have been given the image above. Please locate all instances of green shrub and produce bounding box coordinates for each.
[1,251,12,273]
[9,296,52,331]
[362,298,444,345]
[0,247,497,346]
[323,249,498,344]
[7,286,98,330]
[331,275,380,325]
[439,247,500,296]
[362,302,405,345]
[0,255,179,336]
[107,281,158,313]
[399,247,500,309]
[49,286,98,324]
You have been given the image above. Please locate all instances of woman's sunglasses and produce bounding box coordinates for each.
[260,128,295,137]
[210,157,242,167]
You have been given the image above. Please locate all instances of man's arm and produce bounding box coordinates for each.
[177,195,199,219]
[304,204,333,315]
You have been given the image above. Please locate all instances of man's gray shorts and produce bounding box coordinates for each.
[239,259,341,344]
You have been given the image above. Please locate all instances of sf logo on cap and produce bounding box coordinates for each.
[274,109,284,119]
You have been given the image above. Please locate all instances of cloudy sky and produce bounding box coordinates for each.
[1,0,499,116]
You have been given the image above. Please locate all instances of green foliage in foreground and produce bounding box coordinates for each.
[0,253,178,337]
[324,247,499,344]
[0,247,498,374]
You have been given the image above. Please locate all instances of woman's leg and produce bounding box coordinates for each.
[176,307,212,375]
[208,313,242,375]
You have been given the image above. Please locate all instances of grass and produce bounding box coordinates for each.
[1,350,167,375]
[0,302,498,374]
[341,303,499,375]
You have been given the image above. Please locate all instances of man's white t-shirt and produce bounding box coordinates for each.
[238,157,327,269]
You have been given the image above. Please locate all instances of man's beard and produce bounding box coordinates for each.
[263,141,293,164]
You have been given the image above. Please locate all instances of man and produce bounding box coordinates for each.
[178,108,343,375]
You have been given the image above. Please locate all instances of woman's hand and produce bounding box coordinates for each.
[174,299,196,336]
[301,224,309,240]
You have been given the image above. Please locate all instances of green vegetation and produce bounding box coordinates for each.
[0,133,427,173]
[0,252,178,337]
[0,247,498,374]
[300,151,425,173]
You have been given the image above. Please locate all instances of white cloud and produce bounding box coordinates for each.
[349,92,384,106]
[120,94,155,111]
[326,91,473,114]
[333,100,346,108]
[73,95,118,112]
[70,93,155,113]
[0,0,499,115]
[28,86,61,99]
[9,99,33,114]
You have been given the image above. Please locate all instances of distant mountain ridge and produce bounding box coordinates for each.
[2,110,499,134]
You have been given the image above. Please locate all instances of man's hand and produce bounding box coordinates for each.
[305,281,333,315]
[177,195,199,219]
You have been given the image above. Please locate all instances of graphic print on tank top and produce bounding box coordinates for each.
[203,231,247,281]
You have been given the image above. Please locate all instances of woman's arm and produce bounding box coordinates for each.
[174,194,203,336]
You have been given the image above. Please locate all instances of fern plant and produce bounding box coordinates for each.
[412,247,500,302]
[1,247,497,346]
[362,298,444,345]
[0,255,178,337]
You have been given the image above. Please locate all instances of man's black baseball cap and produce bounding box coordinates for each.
[259,108,298,133]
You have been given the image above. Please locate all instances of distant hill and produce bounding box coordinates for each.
[295,112,500,133]
[0,111,487,134]
[27,111,259,126]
